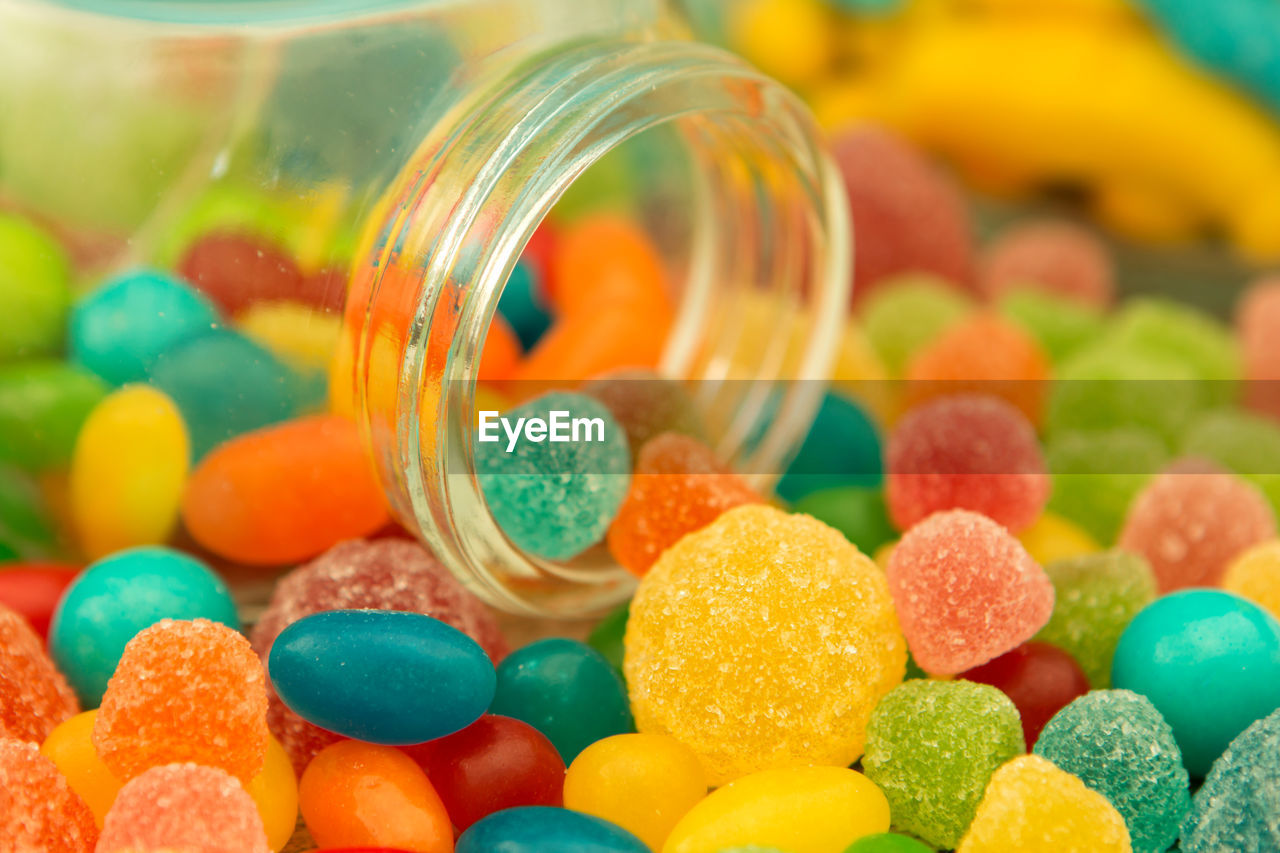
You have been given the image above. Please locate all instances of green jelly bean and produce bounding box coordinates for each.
[0,360,107,472]
[0,213,72,363]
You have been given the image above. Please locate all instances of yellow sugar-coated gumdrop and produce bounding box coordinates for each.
[1223,540,1280,621]
[729,0,834,89]
[1018,512,1099,566]
[245,734,299,853]
[40,709,122,827]
[564,733,707,851]
[663,765,890,853]
[957,755,1132,853]
[624,505,906,786]
[69,385,189,560]
[238,302,343,374]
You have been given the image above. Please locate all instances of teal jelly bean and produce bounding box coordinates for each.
[776,392,882,504]
[499,258,552,351]
[457,806,648,853]
[490,637,634,763]
[1112,589,1280,777]
[0,212,71,363]
[49,546,239,706]
[587,600,630,678]
[0,360,107,472]
[268,609,495,745]
[0,464,57,560]
[843,833,933,853]
[70,269,221,386]
[791,486,895,555]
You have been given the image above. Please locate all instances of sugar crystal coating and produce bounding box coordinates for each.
[1238,277,1280,420]
[0,737,97,852]
[0,601,78,742]
[998,289,1107,365]
[979,220,1114,308]
[1046,428,1169,545]
[1181,708,1280,852]
[1108,297,1240,405]
[1224,540,1280,621]
[859,274,974,374]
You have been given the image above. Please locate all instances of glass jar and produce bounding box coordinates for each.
[0,0,851,616]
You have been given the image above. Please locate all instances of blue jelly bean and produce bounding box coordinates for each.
[1112,589,1280,777]
[457,806,648,853]
[49,546,239,706]
[499,258,553,351]
[268,609,495,745]
[775,391,883,504]
[69,269,221,386]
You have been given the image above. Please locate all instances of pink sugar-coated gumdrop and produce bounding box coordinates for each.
[0,602,78,743]
[1237,277,1280,420]
[96,763,269,853]
[886,395,1049,533]
[887,509,1055,675]
[830,125,974,304]
[250,538,508,772]
[0,738,98,852]
[979,220,1114,308]
[1118,460,1276,592]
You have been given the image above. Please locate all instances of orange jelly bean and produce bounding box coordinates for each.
[478,314,521,383]
[549,215,670,318]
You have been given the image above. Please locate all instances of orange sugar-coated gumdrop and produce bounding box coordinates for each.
[181,415,390,565]
[0,602,78,743]
[549,215,669,318]
[299,740,453,853]
[478,314,521,383]
[96,763,269,853]
[0,737,98,852]
[93,619,268,785]
[608,433,762,576]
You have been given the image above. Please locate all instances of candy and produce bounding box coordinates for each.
[664,766,889,853]
[581,369,706,457]
[479,313,521,383]
[176,232,304,315]
[244,735,299,853]
[586,600,630,677]
[238,300,344,374]
[858,275,974,375]
[1108,297,1240,406]
[563,733,706,850]
[625,505,905,785]
[886,509,1054,674]
[1224,540,1280,621]
[0,562,79,640]
[960,641,1090,749]
[728,0,834,88]
[997,289,1106,364]
[68,385,188,559]
[1034,550,1157,687]
[862,679,1024,849]
[0,467,58,560]
[548,216,669,320]
[775,392,883,503]
[1045,427,1169,545]
[0,361,107,472]
[498,258,553,351]
[1017,512,1099,566]
[956,755,1132,852]
[93,619,268,785]
[842,834,933,853]
[0,212,71,362]
[457,806,649,853]
[607,433,760,576]
[49,546,239,706]
[1180,707,1280,853]
[0,602,78,742]
[791,486,896,556]
[1034,690,1190,853]
[299,740,452,853]
[1181,409,1280,513]
[490,637,632,763]
[96,763,269,853]
[979,220,1114,308]
[181,415,390,565]
[475,392,631,561]
[40,709,121,827]
[886,395,1049,533]
[0,737,97,852]
[1238,277,1280,419]
[1118,462,1275,591]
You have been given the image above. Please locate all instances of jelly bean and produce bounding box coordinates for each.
[842,834,932,853]
[479,313,521,383]
[791,486,896,557]
[457,806,648,853]
[270,609,495,745]
[0,212,71,362]
[512,296,671,385]
[0,562,79,640]
[0,360,107,472]
[960,641,1091,749]
[548,216,668,320]
[0,466,59,560]
[1016,512,1099,567]
[238,300,344,374]
[40,709,121,827]
[0,737,98,852]
[586,600,630,677]
[859,275,974,376]
[49,546,239,706]
[177,232,305,315]
[244,735,299,853]
[1224,540,1280,621]
[728,0,834,89]
[775,392,882,503]
[979,220,1114,308]
[499,258,553,351]
[299,740,452,853]
[564,733,707,851]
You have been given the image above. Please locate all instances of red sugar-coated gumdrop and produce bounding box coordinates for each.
[251,538,508,772]
[1237,277,1280,420]
[177,231,304,316]
[0,563,79,641]
[93,619,269,785]
[0,737,97,851]
[96,763,269,853]
[886,395,1049,533]
[607,433,762,576]
[830,125,974,304]
[0,601,78,743]
[402,714,565,830]
[979,220,1114,308]
[887,509,1054,675]
[1118,460,1276,592]
[960,641,1091,749]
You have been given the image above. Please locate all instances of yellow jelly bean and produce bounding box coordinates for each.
[565,734,707,851]
[41,709,122,828]
[663,765,890,853]
[1018,512,1099,566]
[69,385,188,560]
[729,0,834,90]
[1223,540,1280,622]
[238,301,343,374]
[245,734,300,853]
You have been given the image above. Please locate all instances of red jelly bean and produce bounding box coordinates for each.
[960,641,1091,749]
[177,232,304,316]
[0,563,79,640]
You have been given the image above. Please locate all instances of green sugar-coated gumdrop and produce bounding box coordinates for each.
[862,679,1024,849]
[997,289,1105,364]
[1106,297,1240,408]
[0,213,71,363]
[1046,427,1170,545]
[792,486,896,556]
[0,360,107,472]
[1182,409,1280,516]
[859,275,974,375]
[1181,707,1280,852]
[1034,689,1190,852]
[1034,550,1157,687]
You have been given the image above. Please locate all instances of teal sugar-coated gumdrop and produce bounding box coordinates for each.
[1112,589,1280,777]
[490,637,634,763]
[69,269,221,386]
[499,258,553,351]
[862,679,1024,849]
[1046,428,1170,544]
[859,274,974,375]
[997,289,1105,364]
[842,833,932,853]
[791,486,896,555]
[1034,550,1157,687]
[1106,296,1240,407]
[49,546,239,706]
[457,806,648,853]
[0,464,57,560]
[268,609,495,745]
[0,360,106,472]
[1182,409,1280,515]
[475,391,630,561]
[1034,689,1190,852]
[0,213,71,363]
[775,392,882,504]
[587,599,630,678]
[1181,707,1280,853]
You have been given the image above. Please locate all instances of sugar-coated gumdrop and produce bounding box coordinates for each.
[792,487,897,557]
[96,763,269,853]
[0,360,106,472]
[960,641,1090,749]
[581,369,707,456]
[626,505,905,786]
[862,679,1023,849]
[1017,512,1099,566]
[458,806,649,853]
[1118,462,1276,591]
[176,232,304,316]
[1035,690,1189,853]
[886,395,1048,532]
[0,212,71,363]
[1108,298,1240,404]
[0,737,97,851]
[0,601,78,743]
[775,391,883,503]
[93,619,268,785]
[41,710,122,827]
[997,289,1106,364]
[1238,277,1280,420]
[859,274,974,375]
[1046,427,1169,545]
[1224,540,1280,621]
[243,734,299,853]
[957,755,1132,852]
[1181,707,1280,853]
[887,509,1054,674]
[842,833,933,853]
[979,220,1114,308]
